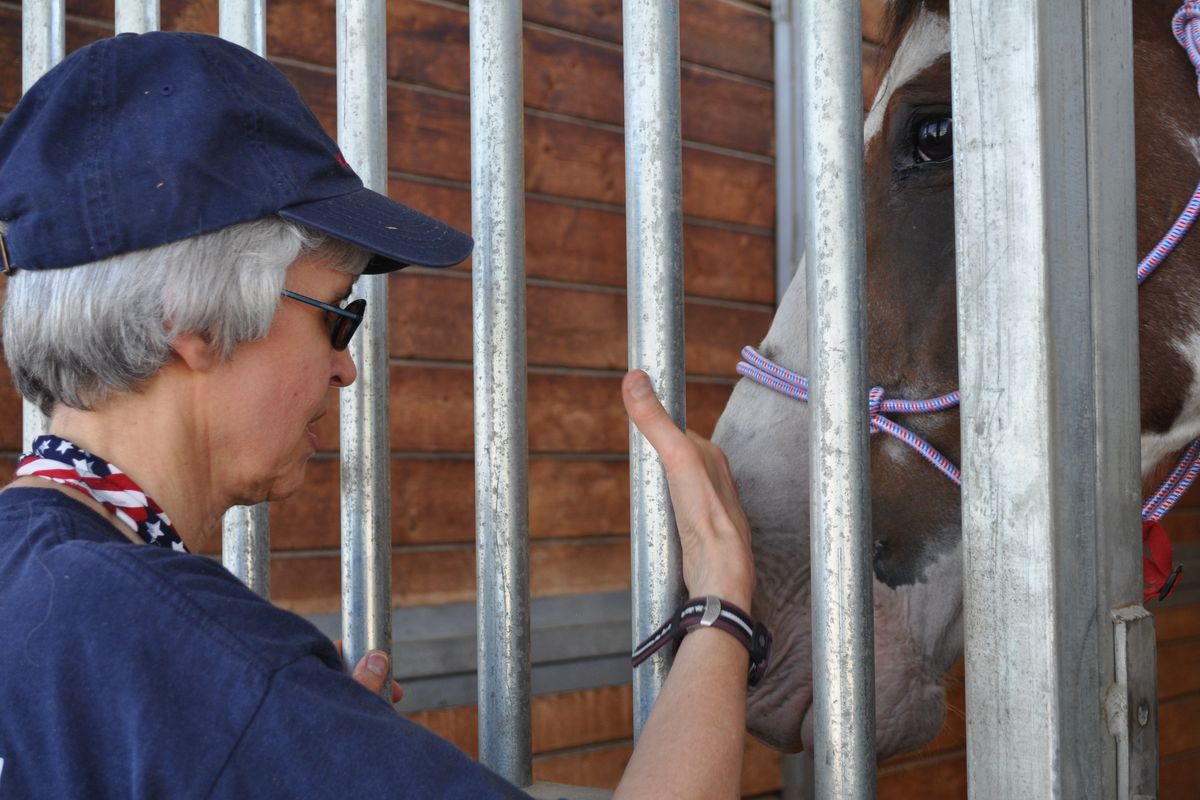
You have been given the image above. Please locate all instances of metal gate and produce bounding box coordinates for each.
[773,0,1156,797]
[18,0,1158,796]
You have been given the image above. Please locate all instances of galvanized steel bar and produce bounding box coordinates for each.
[798,1,876,797]
[20,0,64,451]
[1082,2,1150,797]
[773,0,801,304]
[623,0,686,739]
[218,0,266,54]
[951,0,1135,795]
[469,0,532,785]
[218,0,270,599]
[114,0,158,34]
[337,0,393,700]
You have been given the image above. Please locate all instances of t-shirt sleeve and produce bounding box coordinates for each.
[206,653,532,799]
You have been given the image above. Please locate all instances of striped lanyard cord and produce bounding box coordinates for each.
[736,1,1200,601]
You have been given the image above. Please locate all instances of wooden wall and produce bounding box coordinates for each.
[0,0,1196,796]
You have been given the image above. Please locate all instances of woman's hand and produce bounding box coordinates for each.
[334,641,404,704]
[621,370,754,609]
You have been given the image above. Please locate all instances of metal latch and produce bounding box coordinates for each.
[1105,604,1158,800]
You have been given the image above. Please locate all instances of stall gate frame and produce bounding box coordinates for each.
[19,0,1159,797]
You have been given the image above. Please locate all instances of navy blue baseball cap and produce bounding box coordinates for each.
[0,31,472,274]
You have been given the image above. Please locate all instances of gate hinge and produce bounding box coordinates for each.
[1106,604,1158,800]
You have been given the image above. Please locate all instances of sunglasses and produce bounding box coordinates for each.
[281,290,366,351]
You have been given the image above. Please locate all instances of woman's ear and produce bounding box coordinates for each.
[170,332,218,372]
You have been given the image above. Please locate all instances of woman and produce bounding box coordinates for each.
[0,31,759,799]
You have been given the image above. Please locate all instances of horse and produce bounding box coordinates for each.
[712,0,1200,757]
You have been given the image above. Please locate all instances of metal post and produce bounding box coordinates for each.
[951,0,1143,796]
[1083,2,1157,793]
[773,0,801,305]
[114,0,158,34]
[798,1,876,797]
[218,0,272,599]
[218,0,271,599]
[219,0,266,55]
[623,0,686,739]
[20,0,64,451]
[337,0,393,700]
[470,0,532,786]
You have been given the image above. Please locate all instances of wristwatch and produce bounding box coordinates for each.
[632,595,772,687]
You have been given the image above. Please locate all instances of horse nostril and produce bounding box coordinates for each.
[874,539,887,559]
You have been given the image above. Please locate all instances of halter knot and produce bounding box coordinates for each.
[868,387,886,417]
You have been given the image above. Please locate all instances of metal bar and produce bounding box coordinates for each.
[773,0,800,305]
[218,0,270,599]
[219,0,266,54]
[1082,1,1150,797]
[622,0,686,739]
[20,0,64,451]
[337,0,393,700]
[469,0,532,786]
[114,0,158,34]
[951,0,1136,795]
[798,1,876,797]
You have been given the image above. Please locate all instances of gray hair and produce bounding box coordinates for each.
[2,217,370,416]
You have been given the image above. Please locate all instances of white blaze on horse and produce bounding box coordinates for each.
[715,0,1198,757]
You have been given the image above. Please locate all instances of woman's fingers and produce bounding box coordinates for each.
[336,640,405,703]
[622,371,696,473]
[622,370,755,606]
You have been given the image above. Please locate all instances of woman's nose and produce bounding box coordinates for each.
[330,345,358,388]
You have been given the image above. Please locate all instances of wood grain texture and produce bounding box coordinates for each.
[270,536,631,613]
[390,364,735,454]
[0,355,20,452]
[389,272,771,374]
[195,456,631,554]
[522,0,773,82]
[386,178,774,304]
[277,63,774,229]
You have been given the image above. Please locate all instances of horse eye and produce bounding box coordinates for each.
[914,117,953,164]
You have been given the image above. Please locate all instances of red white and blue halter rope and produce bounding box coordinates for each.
[738,2,1200,601]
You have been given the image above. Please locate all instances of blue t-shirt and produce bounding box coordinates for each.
[0,488,530,799]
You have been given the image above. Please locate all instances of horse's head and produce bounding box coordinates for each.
[715,0,1200,757]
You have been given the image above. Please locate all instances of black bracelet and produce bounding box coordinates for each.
[631,596,772,688]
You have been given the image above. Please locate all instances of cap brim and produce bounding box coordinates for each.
[279,187,472,273]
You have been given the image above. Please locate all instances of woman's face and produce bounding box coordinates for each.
[205,253,358,505]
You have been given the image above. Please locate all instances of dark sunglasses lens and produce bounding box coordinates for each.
[331,298,367,350]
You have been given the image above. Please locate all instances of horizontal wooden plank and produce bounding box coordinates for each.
[388,177,775,304]
[1160,693,1200,757]
[408,684,633,759]
[282,64,775,229]
[1159,638,1200,700]
[0,7,110,111]
[0,354,20,452]
[522,0,773,82]
[271,537,631,613]
[532,742,630,789]
[1154,602,1200,641]
[877,751,967,800]
[390,273,771,375]
[391,365,735,453]
[1162,750,1200,797]
[278,0,774,156]
[410,684,779,794]
[197,456,631,554]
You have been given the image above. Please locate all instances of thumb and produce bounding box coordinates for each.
[351,649,391,697]
[622,370,688,470]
